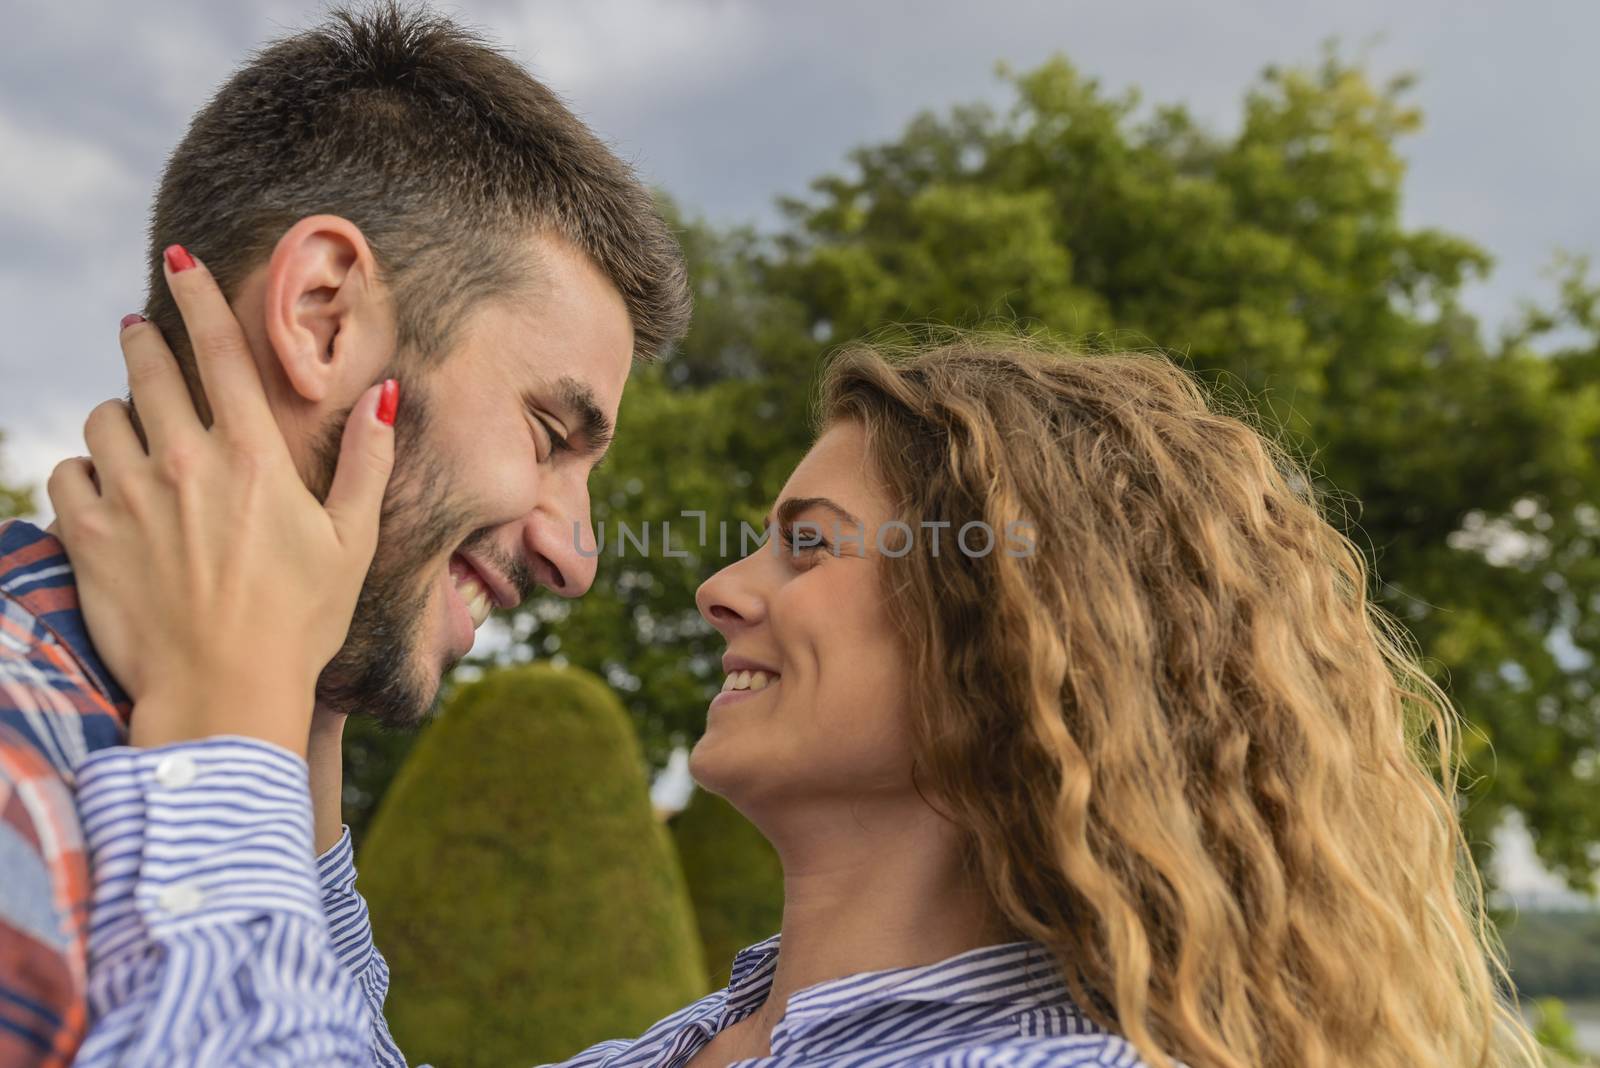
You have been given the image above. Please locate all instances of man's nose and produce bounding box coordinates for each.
[523,501,598,599]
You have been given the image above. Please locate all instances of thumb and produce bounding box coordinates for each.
[324,378,397,555]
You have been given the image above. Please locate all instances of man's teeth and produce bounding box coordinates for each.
[721,670,776,692]
[452,571,494,629]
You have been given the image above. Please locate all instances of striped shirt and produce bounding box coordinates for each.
[74,739,383,1065]
[562,936,1149,1067]
[70,737,1149,1066]
[0,519,390,1066]
[12,503,1145,1067]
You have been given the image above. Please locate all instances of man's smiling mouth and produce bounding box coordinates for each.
[448,554,496,629]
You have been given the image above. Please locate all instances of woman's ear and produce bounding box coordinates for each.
[262,215,380,404]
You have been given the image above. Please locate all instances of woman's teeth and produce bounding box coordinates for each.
[721,670,776,692]
[452,570,494,629]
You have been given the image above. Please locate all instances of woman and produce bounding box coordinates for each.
[53,282,1539,1066]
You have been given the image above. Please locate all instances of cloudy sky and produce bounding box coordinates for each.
[5,0,1595,499]
[2,0,1596,899]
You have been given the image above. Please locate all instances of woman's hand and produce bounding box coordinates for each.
[46,246,397,758]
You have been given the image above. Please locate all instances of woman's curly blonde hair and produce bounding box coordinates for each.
[818,334,1540,1068]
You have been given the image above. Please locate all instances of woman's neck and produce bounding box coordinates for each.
[736,796,1014,1043]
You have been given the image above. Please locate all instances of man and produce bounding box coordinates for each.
[0,4,690,1063]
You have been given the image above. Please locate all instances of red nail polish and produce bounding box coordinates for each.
[376,379,399,426]
[164,244,196,273]
[120,313,146,330]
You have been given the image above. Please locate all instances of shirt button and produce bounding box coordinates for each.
[156,882,206,914]
[153,753,198,789]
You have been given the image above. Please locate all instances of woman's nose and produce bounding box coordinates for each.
[695,553,766,633]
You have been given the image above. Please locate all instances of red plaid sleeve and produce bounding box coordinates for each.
[0,727,89,1067]
[0,520,131,1067]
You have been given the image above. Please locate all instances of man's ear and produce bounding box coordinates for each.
[263,215,382,404]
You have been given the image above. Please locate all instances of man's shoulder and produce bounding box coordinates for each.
[0,715,90,1067]
[0,524,103,1063]
[0,519,82,640]
[0,645,125,785]
[0,520,128,772]
[0,720,83,849]
[0,518,66,589]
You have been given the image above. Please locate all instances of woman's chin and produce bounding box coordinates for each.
[685,736,726,788]
[686,733,756,800]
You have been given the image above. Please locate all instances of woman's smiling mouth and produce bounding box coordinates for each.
[721,669,776,693]
[710,666,782,710]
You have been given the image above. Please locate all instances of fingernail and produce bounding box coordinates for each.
[120,313,146,330]
[163,244,196,273]
[376,379,399,426]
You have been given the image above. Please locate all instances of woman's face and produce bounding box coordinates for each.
[692,421,916,816]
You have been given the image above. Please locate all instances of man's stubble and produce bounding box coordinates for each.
[309,373,487,730]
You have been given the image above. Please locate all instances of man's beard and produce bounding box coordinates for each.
[306,375,516,730]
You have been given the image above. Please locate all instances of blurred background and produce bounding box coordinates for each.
[3,0,1597,1063]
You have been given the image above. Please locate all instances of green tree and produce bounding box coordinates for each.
[0,431,35,520]
[1530,997,1584,1065]
[671,790,785,987]
[357,664,706,1067]
[1501,908,1600,1000]
[358,50,1600,894]
[762,51,1600,889]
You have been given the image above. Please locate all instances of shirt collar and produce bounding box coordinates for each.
[725,933,783,1014]
[0,519,132,721]
[723,935,1086,1053]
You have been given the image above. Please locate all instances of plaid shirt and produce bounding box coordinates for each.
[0,519,131,1067]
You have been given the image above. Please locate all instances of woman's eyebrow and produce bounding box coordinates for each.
[775,496,862,531]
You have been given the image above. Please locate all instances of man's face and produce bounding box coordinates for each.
[315,237,634,728]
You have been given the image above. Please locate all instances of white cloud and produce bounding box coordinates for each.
[121,13,247,118]
[487,0,768,112]
[649,746,696,814]
[0,109,141,237]
[0,413,84,525]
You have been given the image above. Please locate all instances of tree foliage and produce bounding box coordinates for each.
[357,49,1599,893]
[357,664,706,1067]
[1501,908,1600,1001]
[0,431,35,521]
[670,790,785,988]
[759,52,1600,887]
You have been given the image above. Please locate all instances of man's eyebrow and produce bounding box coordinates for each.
[774,495,862,531]
[526,376,614,461]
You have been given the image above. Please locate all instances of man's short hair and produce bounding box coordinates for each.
[145,1,690,412]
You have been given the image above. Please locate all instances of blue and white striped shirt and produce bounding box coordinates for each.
[561,936,1148,1067]
[70,737,1147,1067]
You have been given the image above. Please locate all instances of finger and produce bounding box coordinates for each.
[46,457,101,538]
[324,379,398,558]
[119,313,203,452]
[81,399,148,483]
[161,244,277,440]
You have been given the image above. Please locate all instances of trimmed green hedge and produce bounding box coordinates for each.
[358,664,707,1067]
[670,789,785,988]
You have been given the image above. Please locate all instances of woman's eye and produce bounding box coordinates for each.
[778,523,832,561]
